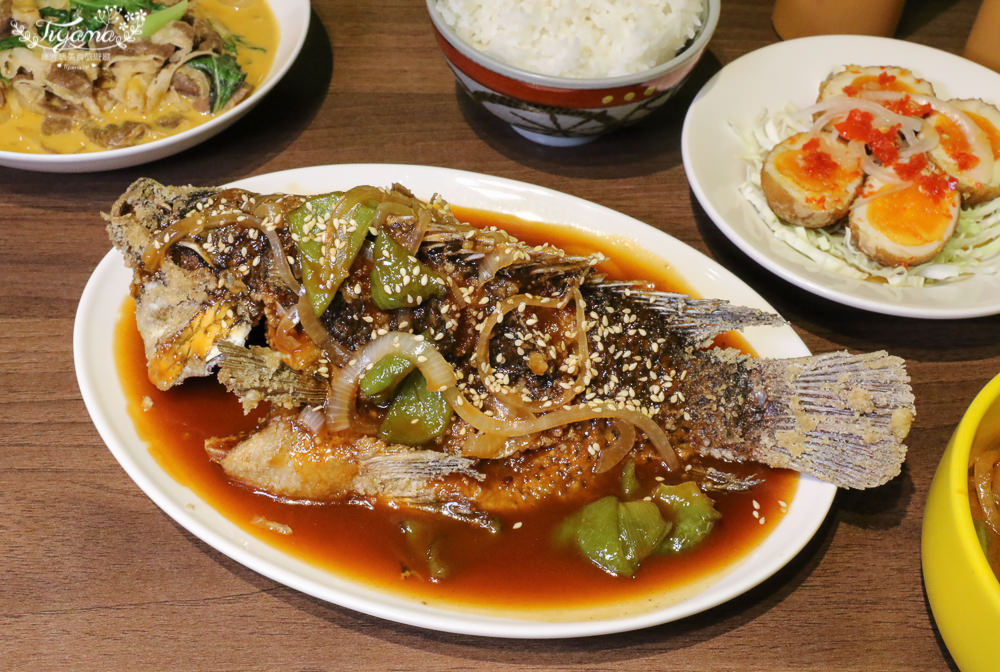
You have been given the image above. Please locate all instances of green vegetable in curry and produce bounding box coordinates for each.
[140,0,188,38]
[187,53,247,114]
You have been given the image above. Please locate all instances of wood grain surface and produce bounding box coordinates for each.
[2,1,996,670]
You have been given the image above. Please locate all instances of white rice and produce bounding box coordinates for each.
[433,0,705,79]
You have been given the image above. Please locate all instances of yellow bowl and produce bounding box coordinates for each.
[922,373,1000,671]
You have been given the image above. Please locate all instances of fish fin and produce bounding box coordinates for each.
[216,342,327,411]
[688,465,765,493]
[583,282,787,341]
[753,351,914,489]
[358,451,484,502]
[422,216,601,290]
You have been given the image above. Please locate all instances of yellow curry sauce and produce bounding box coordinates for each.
[0,0,278,154]
[114,208,799,614]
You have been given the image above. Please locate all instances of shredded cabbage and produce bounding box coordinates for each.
[735,106,1000,287]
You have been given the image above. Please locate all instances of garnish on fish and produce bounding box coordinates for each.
[106,179,915,572]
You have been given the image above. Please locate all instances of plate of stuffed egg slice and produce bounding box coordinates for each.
[683,35,1000,319]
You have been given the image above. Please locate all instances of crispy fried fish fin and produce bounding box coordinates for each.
[216,342,326,412]
[357,452,484,503]
[749,350,914,489]
[422,213,602,292]
[210,416,483,502]
[583,281,787,342]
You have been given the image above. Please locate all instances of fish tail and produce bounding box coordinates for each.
[751,350,914,488]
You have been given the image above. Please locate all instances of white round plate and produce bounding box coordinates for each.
[75,164,836,638]
[682,35,1000,319]
[0,1,309,173]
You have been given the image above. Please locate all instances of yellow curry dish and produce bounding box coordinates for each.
[0,0,277,154]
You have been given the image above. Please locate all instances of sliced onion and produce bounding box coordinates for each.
[143,193,298,272]
[446,387,679,470]
[271,304,301,353]
[862,153,906,185]
[263,227,300,293]
[324,330,679,470]
[297,289,350,367]
[974,450,1000,537]
[373,201,413,229]
[297,405,325,433]
[253,199,289,225]
[142,210,262,271]
[804,96,924,137]
[863,91,994,184]
[377,203,430,254]
[594,420,637,473]
[899,122,940,159]
[474,292,573,414]
[477,244,520,285]
[476,287,589,414]
[326,331,457,431]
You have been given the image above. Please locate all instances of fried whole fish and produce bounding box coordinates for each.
[106,179,915,518]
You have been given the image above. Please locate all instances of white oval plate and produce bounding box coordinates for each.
[682,35,1000,319]
[0,1,309,173]
[75,164,836,638]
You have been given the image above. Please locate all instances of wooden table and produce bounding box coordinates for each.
[3,1,996,669]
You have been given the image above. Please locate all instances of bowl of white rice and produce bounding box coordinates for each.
[427,0,719,146]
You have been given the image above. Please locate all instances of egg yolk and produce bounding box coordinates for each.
[865,182,957,247]
[774,137,859,196]
[965,111,1000,160]
[842,72,914,97]
[935,115,981,170]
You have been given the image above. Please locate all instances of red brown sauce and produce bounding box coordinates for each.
[115,206,799,610]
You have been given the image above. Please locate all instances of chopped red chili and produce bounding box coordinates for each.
[834,109,901,165]
[881,95,933,118]
[798,137,840,180]
[893,154,928,181]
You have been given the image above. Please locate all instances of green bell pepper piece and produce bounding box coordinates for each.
[359,353,416,404]
[370,232,447,310]
[574,496,633,577]
[287,193,375,317]
[621,460,641,499]
[653,481,722,554]
[378,370,453,445]
[618,500,671,568]
[400,519,450,580]
[555,496,672,577]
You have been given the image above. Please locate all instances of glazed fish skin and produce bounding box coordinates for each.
[106,179,915,505]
